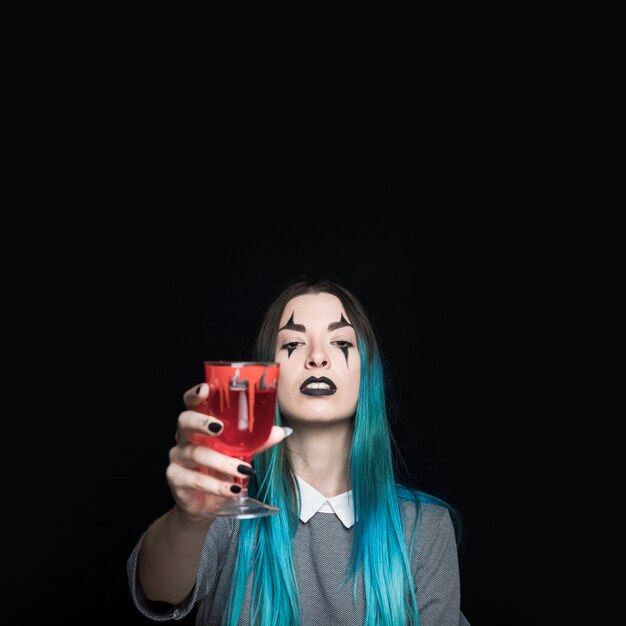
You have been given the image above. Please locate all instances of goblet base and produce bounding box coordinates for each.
[203,496,279,519]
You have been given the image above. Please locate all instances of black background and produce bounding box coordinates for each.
[14,178,534,625]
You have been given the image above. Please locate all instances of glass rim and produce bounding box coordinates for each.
[204,360,279,367]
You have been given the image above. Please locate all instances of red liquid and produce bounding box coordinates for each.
[208,387,277,457]
[199,363,279,460]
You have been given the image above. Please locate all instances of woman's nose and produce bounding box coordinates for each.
[305,345,329,368]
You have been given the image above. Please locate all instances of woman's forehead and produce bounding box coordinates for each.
[278,293,351,328]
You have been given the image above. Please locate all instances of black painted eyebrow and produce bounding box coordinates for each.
[327,313,353,332]
[278,312,305,333]
[278,312,353,333]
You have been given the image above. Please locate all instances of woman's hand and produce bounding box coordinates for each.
[166,383,288,521]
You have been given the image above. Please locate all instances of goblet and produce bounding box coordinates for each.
[200,361,280,518]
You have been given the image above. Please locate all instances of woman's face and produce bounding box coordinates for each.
[274,293,361,425]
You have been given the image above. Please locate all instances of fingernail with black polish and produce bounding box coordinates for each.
[196,385,203,395]
[230,485,242,493]
[208,422,222,433]
[237,464,255,475]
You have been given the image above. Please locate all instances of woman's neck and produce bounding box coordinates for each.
[285,420,353,497]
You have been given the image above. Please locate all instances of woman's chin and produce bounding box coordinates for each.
[284,413,354,427]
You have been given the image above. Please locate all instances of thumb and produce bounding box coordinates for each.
[255,426,293,454]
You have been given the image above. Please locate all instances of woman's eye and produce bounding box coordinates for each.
[332,341,353,348]
[281,341,302,357]
[282,342,301,350]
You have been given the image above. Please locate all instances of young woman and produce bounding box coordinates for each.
[128,277,469,625]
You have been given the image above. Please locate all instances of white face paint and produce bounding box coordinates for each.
[275,293,361,425]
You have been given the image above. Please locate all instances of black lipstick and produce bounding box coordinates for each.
[299,376,337,396]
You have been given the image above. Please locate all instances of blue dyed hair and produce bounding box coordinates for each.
[226,277,459,626]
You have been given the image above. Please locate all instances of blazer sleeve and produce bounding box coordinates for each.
[414,506,465,626]
[126,517,234,622]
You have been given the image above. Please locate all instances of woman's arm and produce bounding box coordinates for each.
[133,382,289,605]
[138,505,214,604]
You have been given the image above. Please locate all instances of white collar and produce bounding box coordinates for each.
[295,473,355,529]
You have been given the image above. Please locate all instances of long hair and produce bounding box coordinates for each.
[226,277,452,626]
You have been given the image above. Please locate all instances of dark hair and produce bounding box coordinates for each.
[254,276,377,362]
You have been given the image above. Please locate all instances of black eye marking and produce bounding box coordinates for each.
[332,340,353,366]
[281,341,300,358]
[340,344,349,365]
